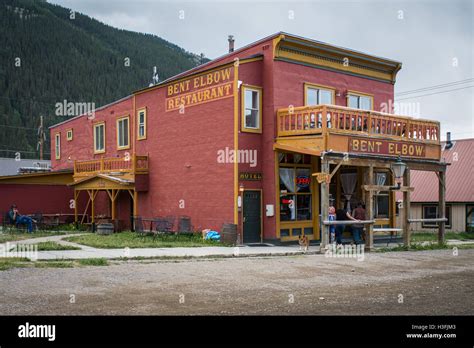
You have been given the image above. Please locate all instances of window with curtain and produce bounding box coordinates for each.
[279,166,312,222]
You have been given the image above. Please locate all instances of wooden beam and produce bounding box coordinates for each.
[363,185,414,192]
[366,165,374,251]
[438,170,446,245]
[403,168,411,247]
[319,158,330,253]
[74,189,78,224]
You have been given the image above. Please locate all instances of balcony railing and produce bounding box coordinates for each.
[74,155,148,177]
[277,105,440,144]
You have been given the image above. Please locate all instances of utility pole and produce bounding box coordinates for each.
[37,115,45,160]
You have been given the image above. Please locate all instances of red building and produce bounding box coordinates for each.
[49,32,446,247]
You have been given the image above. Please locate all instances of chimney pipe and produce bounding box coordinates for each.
[228,35,234,53]
[445,131,453,149]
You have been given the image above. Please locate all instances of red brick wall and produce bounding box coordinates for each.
[50,96,134,171]
[0,184,79,219]
[134,68,236,232]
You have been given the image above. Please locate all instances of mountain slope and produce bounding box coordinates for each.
[0,0,207,159]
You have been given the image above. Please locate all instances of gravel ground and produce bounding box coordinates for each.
[0,248,473,315]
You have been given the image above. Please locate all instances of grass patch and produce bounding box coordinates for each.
[0,230,88,243]
[64,231,222,249]
[34,241,81,251]
[77,258,108,266]
[411,232,474,243]
[377,242,452,252]
[0,257,30,270]
[34,261,74,268]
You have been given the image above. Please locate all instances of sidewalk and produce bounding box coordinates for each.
[1,233,472,261]
[1,234,317,260]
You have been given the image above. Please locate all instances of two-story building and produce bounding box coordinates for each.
[50,32,447,248]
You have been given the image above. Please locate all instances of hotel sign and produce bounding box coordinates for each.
[165,67,234,111]
[239,172,262,181]
[349,137,426,158]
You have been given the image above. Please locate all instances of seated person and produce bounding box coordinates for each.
[8,204,35,233]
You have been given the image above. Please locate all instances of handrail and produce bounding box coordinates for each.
[277,104,440,144]
[323,220,375,225]
[74,155,148,176]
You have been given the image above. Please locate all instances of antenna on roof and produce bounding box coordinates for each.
[149,66,159,87]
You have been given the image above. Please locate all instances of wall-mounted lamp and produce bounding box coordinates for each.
[239,183,245,192]
[390,157,407,190]
[185,163,192,168]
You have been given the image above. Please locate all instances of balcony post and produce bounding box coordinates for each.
[319,157,330,253]
[321,105,327,132]
[100,158,104,173]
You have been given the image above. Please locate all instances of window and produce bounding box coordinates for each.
[93,122,105,154]
[304,83,335,106]
[117,116,130,149]
[66,129,73,141]
[422,204,451,228]
[242,85,262,133]
[466,205,474,233]
[279,163,312,223]
[347,92,373,110]
[374,172,389,218]
[55,133,60,159]
[137,108,146,140]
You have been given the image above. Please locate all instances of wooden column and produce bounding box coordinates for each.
[74,189,78,224]
[366,165,374,251]
[403,168,411,247]
[438,170,446,245]
[319,158,330,252]
[90,190,96,224]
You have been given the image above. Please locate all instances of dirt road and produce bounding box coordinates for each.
[0,249,472,315]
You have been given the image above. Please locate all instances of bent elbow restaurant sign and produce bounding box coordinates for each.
[165,67,234,112]
[349,137,426,157]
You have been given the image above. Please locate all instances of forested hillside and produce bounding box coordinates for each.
[0,0,207,159]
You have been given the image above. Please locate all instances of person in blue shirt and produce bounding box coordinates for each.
[8,204,35,233]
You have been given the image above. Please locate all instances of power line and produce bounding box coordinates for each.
[396,78,474,96]
[395,85,474,101]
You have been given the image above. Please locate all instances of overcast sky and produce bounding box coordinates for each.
[50,0,473,140]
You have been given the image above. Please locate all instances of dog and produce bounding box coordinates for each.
[298,234,310,252]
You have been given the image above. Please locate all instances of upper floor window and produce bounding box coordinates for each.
[304,83,335,106]
[94,122,105,154]
[66,129,73,141]
[242,85,262,133]
[117,116,130,149]
[55,133,60,159]
[347,92,373,110]
[137,108,147,140]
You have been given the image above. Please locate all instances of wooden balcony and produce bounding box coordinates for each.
[276,105,441,160]
[73,155,148,180]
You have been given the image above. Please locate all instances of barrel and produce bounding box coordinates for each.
[96,223,114,235]
[221,223,238,245]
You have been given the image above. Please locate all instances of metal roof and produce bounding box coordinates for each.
[0,158,51,176]
[410,138,474,203]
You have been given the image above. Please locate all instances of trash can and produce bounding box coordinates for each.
[221,223,238,245]
[96,223,114,235]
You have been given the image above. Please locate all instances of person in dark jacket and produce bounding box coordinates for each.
[8,204,35,233]
[335,206,358,245]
